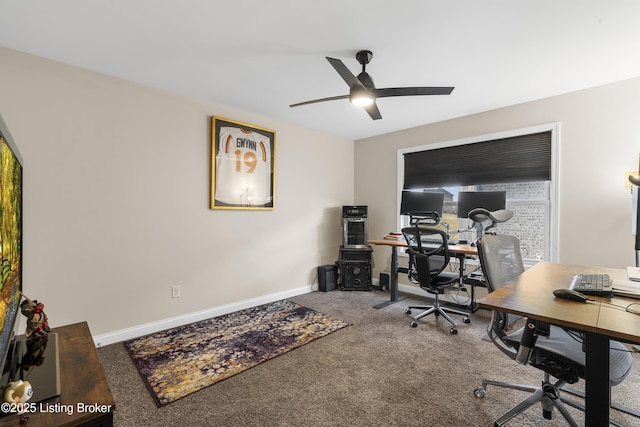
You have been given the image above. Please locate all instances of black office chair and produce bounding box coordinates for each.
[473,233,634,427]
[401,225,471,334]
[405,211,441,284]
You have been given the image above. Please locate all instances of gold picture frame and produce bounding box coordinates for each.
[210,116,276,210]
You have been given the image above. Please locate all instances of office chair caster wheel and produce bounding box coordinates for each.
[474,388,486,398]
[406,309,412,314]
[450,327,458,334]
[410,321,418,328]
[434,311,440,317]
[463,317,471,323]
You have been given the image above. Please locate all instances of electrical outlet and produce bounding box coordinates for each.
[171,285,181,298]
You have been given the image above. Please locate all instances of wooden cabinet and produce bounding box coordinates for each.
[0,322,115,427]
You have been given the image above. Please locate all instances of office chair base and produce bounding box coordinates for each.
[475,377,584,427]
[406,302,470,334]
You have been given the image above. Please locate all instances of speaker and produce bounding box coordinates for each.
[341,261,372,290]
[339,246,372,291]
[379,272,390,291]
[318,265,337,292]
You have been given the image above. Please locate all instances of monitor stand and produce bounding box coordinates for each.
[0,333,60,417]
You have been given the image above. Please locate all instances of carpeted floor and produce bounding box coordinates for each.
[98,289,640,426]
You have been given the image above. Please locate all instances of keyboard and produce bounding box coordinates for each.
[419,238,445,246]
[569,273,612,296]
[419,238,459,246]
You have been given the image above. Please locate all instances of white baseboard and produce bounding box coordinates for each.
[92,285,314,347]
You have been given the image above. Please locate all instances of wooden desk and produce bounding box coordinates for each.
[478,262,640,427]
[368,238,478,309]
[0,322,115,427]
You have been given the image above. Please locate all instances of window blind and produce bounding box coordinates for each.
[403,131,552,189]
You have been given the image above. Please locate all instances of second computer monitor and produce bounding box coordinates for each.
[457,191,506,218]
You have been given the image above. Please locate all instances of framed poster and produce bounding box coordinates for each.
[210,116,276,210]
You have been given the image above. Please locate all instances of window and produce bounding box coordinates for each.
[397,124,558,262]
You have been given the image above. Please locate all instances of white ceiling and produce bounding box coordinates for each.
[2,1,640,140]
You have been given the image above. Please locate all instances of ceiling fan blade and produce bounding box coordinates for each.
[363,102,382,120]
[374,87,455,98]
[326,57,363,89]
[289,94,349,108]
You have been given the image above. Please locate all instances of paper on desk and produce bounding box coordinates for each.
[612,279,640,298]
[383,233,404,240]
[627,266,640,281]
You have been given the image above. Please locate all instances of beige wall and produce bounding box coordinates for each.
[0,47,354,340]
[356,77,640,277]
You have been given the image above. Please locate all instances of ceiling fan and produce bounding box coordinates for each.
[289,50,454,120]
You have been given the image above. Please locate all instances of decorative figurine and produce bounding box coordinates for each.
[20,296,50,338]
[4,380,33,423]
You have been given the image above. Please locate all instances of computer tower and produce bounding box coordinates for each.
[318,264,338,292]
[339,246,372,291]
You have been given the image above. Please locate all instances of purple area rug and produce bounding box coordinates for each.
[124,299,350,406]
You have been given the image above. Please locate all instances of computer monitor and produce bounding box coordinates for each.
[457,191,506,218]
[400,191,444,217]
[631,172,640,253]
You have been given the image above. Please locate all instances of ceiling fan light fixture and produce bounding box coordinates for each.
[289,51,454,120]
[349,87,374,106]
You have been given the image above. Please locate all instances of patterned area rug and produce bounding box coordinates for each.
[124,299,350,406]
